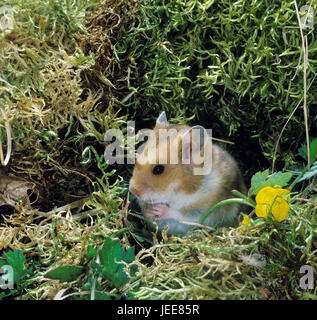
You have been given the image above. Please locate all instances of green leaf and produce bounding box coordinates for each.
[85,246,97,260]
[298,143,308,161]
[298,137,317,164]
[310,138,317,163]
[98,238,136,289]
[45,265,84,283]
[251,169,270,192]
[3,250,27,283]
[251,170,293,195]
[298,161,317,182]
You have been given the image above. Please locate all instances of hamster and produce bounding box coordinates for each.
[129,111,247,235]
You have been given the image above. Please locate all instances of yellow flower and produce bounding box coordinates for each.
[238,216,251,234]
[239,215,264,234]
[241,216,251,227]
[239,216,251,233]
[255,186,290,222]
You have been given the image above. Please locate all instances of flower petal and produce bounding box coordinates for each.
[271,196,290,222]
[255,186,290,222]
[241,216,250,226]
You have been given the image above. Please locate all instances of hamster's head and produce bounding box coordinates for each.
[129,112,212,208]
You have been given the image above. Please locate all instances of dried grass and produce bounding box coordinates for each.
[0,0,316,300]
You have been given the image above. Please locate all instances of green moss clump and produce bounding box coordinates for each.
[0,0,124,202]
[0,0,316,301]
[116,0,317,174]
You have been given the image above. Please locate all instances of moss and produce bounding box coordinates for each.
[116,0,317,175]
[0,0,316,300]
[0,0,127,203]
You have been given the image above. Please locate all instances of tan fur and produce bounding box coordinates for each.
[183,144,247,214]
[129,115,247,234]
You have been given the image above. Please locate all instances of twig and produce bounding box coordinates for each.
[295,198,317,204]
[0,108,12,166]
[72,208,104,221]
[294,0,310,170]
[128,211,146,221]
[272,71,316,172]
[119,88,138,105]
[35,196,90,218]
[179,220,216,231]
[210,137,234,145]
[284,0,313,105]
[272,2,314,172]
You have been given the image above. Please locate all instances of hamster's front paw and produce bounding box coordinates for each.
[144,204,170,222]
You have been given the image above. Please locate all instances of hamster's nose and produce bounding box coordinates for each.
[129,185,140,197]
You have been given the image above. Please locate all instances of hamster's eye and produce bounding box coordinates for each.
[152,165,165,175]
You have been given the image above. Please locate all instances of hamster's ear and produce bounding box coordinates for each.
[156,111,168,125]
[183,125,208,150]
[181,125,208,162]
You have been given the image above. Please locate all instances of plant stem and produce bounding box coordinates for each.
[199,198,255,225]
